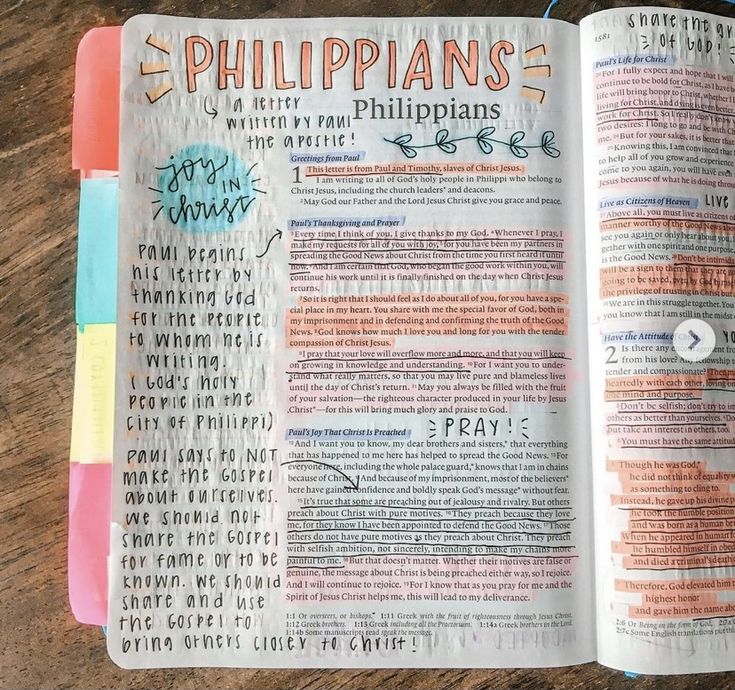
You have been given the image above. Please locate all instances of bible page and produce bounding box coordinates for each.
[108,15,595,668]
[581,6,735,675]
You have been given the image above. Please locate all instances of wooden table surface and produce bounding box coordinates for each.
[1,0,734,688]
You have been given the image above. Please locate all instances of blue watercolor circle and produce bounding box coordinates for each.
[155,143,255,232]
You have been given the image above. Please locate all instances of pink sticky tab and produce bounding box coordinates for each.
[72,27,122,172]
[68,462,112,625]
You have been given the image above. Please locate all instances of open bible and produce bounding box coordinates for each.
[77,6,735,672]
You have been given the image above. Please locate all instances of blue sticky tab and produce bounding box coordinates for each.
[624,672,639,679]
[76,178,118,327]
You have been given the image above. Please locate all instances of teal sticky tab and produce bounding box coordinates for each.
[76,178,118,326]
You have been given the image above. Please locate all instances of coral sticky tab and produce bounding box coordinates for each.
[72,26,122,172]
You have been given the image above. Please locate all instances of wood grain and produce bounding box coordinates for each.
[0,0,733,688]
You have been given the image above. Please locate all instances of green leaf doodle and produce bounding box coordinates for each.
[383,128,561,160]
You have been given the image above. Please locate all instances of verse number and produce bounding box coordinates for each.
[724,330,735,344]
[292,166,302,183]
[605,345,619,364]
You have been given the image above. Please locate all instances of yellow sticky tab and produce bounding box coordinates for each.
[70,323,116,463]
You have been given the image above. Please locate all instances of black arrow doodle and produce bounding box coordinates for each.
[281,459,360,491]
[203,95,218,119]
[256,229,283,258]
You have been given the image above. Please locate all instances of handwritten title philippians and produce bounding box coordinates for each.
[183,37,519,92]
